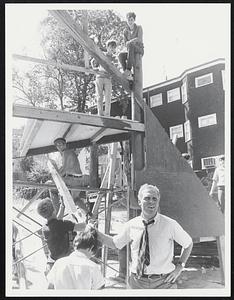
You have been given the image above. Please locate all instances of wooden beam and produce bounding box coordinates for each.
[90,127,107,142]
[13,180,112,192]
[20,120,43,156]
[25,133,130,156]
[13,104,145,132]
[48,10,145,110]
[12,54,106,77]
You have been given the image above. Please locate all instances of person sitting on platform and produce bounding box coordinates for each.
[95,183,193,289]
[118,12,144,82]
[91,39,118,116]
[37,197,86,276]
[53,137,91,217]
[47,226,105,290]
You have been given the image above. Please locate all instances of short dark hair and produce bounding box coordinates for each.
[182,153,190,160]
[54,137,66,145]
[126,12,136,20]
[106,39,117,48]
[219,155,225,161]
[37,198,54,219]
[73,226,99,254]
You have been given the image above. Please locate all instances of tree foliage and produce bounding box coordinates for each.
[12,9,128,113]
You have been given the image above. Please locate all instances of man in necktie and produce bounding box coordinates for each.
[96,183,193,289]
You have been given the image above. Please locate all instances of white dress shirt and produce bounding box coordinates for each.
[47,250,105,289]
[113,213,192,275]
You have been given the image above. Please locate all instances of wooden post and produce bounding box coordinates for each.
[101,143,118,277]
[89,142,99,188]
[131,52,145,171]
[81,10,89,75]
[216,235,225,285]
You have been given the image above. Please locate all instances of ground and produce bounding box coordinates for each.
[11,201,225,293]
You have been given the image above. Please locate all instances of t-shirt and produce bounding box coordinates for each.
[47,251,105,289]
[42,219,75,261]
[62,149,82,175]
[92,52,118,79]
[212,167,225,186]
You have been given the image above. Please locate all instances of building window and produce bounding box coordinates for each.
[169,124,184,140]
[221,70,225,90]
[181,79,187,103]
[195,73,213,88]
[150,93,163,107]
[167,87,180,103]
[184,120,191,142]
[201,155,221,169]
[198,113,217,128]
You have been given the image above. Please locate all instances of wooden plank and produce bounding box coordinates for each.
[13,180,111,192]
[135,105,225,238]
[12,54,106,77]
[216,235,225,284]
[90,127,107,142]
[48,10,145,110]
[102,143,118,277]
[131,50,145,171]
[13,104,145,133]
[47,159,81,222]
[20,120,43,156]
[81,11,89,75]
[23,133,130,157]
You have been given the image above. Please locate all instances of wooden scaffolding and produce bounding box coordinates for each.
[12,9,225,288]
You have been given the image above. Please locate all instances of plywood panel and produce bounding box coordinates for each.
[135,105,224,238]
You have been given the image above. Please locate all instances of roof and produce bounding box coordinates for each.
[13,104,144,157]
[143,58,225,92]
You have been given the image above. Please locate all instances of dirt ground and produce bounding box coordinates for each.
[11,203,226,293]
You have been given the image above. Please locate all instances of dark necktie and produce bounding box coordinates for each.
[136,218,155,278]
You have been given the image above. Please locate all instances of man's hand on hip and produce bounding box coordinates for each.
[163,265,183,283]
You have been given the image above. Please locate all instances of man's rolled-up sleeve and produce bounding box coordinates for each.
[172,220,192,248]
[112,222,131,249]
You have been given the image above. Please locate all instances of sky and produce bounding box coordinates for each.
[6,3,230,128]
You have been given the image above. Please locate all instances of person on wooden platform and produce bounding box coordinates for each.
[37,197,86,277]
[95,183,193,289]
[118,12,144,82]
[53,137,91,217]
[91,39,118,116]
[47,226,105,290]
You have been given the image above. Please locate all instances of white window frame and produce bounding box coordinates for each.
[167,87,180,103]
[169,124,184,140]
[184,120,191,142]
[195,73,213,88]
[150,93,163,107]
[198,113,217,128]
[201,155,221,169]
[181,79,187,103]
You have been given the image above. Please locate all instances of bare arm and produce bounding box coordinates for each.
[164,241,193,283]
[209,180,217,196]
[56,197,65,220]
[96,230,117,249]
